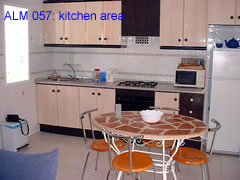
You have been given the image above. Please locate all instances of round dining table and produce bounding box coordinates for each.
[93,111,208,180]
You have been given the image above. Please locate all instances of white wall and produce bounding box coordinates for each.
[0,0,54,149]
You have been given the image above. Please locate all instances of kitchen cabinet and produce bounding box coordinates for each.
[79,87,115,130]
[179,93,204,120]
[44,2,86,44]
[208,0,240,25]
[155,92,179,114]
[122,0,160,36]
[44,3,64,44]
[86,1,121,45]
[179,93,204,150]
[160,0,207,47]
[37,85,80,128]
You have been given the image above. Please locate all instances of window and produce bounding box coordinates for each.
[4,5,29,84]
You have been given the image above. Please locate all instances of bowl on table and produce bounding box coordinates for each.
[140,110,164,123]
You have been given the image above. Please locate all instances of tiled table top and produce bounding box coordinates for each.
[94,112,208,140]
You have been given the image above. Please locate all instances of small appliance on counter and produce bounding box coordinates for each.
[174,58,205,88]
[106,69,114,82]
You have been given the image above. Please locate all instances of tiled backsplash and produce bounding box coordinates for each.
[52,37,206,82]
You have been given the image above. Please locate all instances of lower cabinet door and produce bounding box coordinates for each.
[97,88,116,115]
[37,85,58,126]
[57,86,80,128]
[79,87,98,130]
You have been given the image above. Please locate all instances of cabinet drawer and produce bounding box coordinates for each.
[179,106,203,120]
[180,93,204,106]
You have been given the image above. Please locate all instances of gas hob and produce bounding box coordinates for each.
[117,81,158,88]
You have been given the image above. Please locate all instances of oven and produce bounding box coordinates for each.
[116,89,155,111]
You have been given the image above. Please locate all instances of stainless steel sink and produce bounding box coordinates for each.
[48,77,93,83]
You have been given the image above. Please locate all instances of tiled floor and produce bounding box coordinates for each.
[21,132,240,180]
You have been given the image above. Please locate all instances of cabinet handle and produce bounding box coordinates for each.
[92,92,95,95]
[65,37,68,40]
[104,37,107,40]
[57,90,60,93]
[98,37,102,40]
[60,37,63,40]
[174,98,177,101]
[184,38,188,42]
[189,110,193,114]
[52,90,55,92]
[190,98,194,102]
[230,16,234,19]
[178,38,181,42]
[98,93,101,96]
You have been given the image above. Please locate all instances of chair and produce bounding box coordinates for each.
[170,119,221,180]
[80,109,126,180]
[103,128,155,180]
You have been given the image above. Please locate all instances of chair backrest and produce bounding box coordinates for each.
[207,118,221,160]
[79,108,98,146]
[102,128,143,173]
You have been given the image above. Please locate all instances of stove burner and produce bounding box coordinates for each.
[118,81,158,88]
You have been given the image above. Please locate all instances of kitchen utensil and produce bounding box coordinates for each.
[224,37,240,48]
[216,43,223,48]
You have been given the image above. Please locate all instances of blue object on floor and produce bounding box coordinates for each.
[0,148,59,180]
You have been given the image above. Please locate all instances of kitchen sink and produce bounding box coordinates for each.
[48,77,93,83]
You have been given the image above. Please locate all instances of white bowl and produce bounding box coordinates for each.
[140,110,164,123]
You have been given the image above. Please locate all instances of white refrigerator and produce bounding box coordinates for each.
[209,49,240,154]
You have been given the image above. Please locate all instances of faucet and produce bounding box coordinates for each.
[63,63,76,79]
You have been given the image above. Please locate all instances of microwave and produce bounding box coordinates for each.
[174,69,205,88]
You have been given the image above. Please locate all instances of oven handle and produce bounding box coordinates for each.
[149,106,180,112]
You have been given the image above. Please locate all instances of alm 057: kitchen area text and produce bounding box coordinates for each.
[3,10,124,21]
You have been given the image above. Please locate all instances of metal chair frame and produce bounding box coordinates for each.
[80,108,99,180]
[103,128,156,180]
[172,118,221,180]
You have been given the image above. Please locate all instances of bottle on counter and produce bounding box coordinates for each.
[93,69,101,82]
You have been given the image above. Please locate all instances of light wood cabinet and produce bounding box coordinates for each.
[37,85,58,126]
[36,85,80,128]
[44,2,86,44]
[208,0,240,25]
[44,3,65,44]
[64,2,86,44]
[79,87,115,130]
[160,0,184,47]
[44,1,121,45]
[86,1,121,45]
[160,0,207,47]
[155,92,179,114]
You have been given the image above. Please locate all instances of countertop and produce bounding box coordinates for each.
[35,77,205,94]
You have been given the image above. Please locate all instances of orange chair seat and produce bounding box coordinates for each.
[91,139,125,152]
[170,147,208,165]
[113,152,153,173]
[142,139,174,148]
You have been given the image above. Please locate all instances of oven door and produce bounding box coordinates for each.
[175,70,197,87]
[116,89,154,111]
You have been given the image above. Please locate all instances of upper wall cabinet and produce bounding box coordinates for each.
[208,0,240,25]
[160,0,207,48]
[122,0,160,36]
[44,2,86,44]
[86,1,121,45]
[44,1,121,46]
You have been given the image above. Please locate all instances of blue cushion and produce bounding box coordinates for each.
[0,148,59,180]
